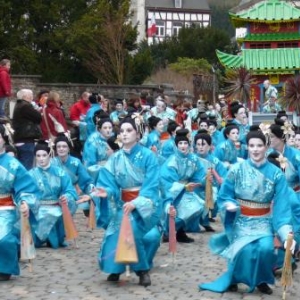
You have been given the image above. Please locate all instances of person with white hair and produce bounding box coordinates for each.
[262,90,281,113]
[12,89,42,169]
[263,80,278,107]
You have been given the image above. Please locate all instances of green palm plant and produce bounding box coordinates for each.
[223,66,255,107]
[281,75,300,114]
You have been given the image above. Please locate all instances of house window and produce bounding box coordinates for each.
[250,43,271,49]
[277,42,298,48]
[156,20,165,37]
[175,0,182,8]
[173,21,183,36]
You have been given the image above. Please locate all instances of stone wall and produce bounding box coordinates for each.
[10,75,179,117]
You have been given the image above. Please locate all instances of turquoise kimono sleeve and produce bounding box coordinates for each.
[272,171,293,242]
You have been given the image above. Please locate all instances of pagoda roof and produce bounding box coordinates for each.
[216,48,300,74]
[229,0,300,27]
[237,32,300,42]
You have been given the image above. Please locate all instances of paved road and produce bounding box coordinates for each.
[1,213,299,300]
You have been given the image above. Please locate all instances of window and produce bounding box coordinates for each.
[173,21,183,36]
[156,20,165,37]
[175,0,182,8]
[277,42,298,48]
[250,43,271,49]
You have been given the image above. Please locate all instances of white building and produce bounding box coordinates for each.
[130,0,211,44]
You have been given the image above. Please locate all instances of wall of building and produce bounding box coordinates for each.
[9,75,176,117]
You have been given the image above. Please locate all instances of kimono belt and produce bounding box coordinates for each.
[160,132,170,141]
[238,199,271,217]
[40,200,60,206]
[294,185,300,193]
[0,194,15,208]
[121,187,140,202]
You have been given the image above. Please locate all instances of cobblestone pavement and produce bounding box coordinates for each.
[1,213,299,300]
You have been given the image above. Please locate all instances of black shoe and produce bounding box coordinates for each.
[137,271,151,287]
[83,209,90,217]
[0,273,11,281]
[107,273,120,282]
[228,284,238,292]
[257,283,273,295]
[162,235,169,243]
[209,218,216,223]
[176,231,194,243]
[203,225,215,232]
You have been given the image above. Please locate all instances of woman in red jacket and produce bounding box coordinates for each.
[41,91,68,140]
[0,59,11,118]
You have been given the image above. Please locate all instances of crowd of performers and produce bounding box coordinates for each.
[1,95,300,296]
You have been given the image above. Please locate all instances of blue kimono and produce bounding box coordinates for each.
[94,143,161,273]
[160,149,206,234]
[199,159,293,293]
[161,136,176,159]
[213,139,247,167]
[211,130,225,149]
[144,130,165,164]
[85,103,101,137]
[0,153,39,276]
[268,146,300,191]
[82,131,110,168]
[230,119,249,145]
[29,164,77,248]
[52,155,94,210]
[110,110,127,124]
[198,153,228,221]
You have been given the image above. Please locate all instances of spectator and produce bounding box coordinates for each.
[0,59,12,119]
[12,89,42,170]
[69,91,91,124]
[40,91,68,140]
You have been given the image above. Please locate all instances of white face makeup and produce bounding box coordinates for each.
[177,140,189,154]
[35,150,50,168]
[120,122,137,149]
[56,141,69,158]
[196,138,211,156]
[248,138,267,164]
[99,122,113,139]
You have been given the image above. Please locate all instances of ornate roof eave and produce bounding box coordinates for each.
[216,49,300,75]
[237,32,300,43]
[230,15,300,28]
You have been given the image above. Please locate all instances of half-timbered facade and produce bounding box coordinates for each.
[131,0,211,44]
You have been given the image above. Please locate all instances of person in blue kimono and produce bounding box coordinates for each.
[29,141,78,248]
[82,118,114,168]
[110,99,127,126]
[52,133,94,216]
[214,124,246,169]
[194,131,227,230]
[161,121,181,159]
[268,119,300,192]
[93,118,161,287]
[84,93,103,137]
[228,101,249,145]
[208,119,224,151]
[160,129,207,243]
[0,122,39,281]
[199,131,296,295]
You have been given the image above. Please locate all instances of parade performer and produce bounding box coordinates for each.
[160,129,207,243]
[82,118,114,168]
[228,101,249,145]
[161,121,181,159]
[29,141,77,248]
[199,131,296,295]
[150,97,176,142]
[93,118,161,286]
[0,122,39,281]
[194,131,227,229]
[214,124,246,169]
[52,133,94,216]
